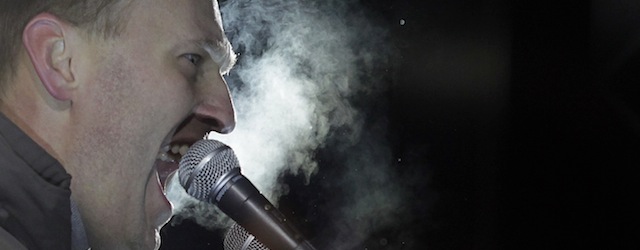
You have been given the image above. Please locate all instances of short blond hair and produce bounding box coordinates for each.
[0,0,133,98]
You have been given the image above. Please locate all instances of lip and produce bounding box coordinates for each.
[171,114,216,144]
[156,114,218,190]
[152,163,173,227]
[156,158,178,188]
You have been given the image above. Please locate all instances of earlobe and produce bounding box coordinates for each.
[23,13,76,101]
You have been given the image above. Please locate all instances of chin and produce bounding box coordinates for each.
[94,229,161,250]
[152,229,162,250]
[128,226,162,250]
[141,228,162,250]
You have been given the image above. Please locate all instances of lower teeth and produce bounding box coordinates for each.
[157,152,175,163]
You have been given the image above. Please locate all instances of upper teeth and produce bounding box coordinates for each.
[171,144,190,156]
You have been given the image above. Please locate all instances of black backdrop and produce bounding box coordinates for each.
[160,0,639,249]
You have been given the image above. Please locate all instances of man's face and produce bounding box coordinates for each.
[66,0,235,248]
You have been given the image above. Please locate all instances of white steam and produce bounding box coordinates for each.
[168,0,417,247]
[213,0,379,200]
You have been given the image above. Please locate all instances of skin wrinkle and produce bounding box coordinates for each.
[202,39,237,75]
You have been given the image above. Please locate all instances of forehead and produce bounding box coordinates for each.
[123,0,224,45]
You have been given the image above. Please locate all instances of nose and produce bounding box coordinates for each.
[193,74,236,134]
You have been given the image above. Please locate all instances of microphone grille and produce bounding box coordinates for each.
[178,139,240,201]
[224,223,269,250]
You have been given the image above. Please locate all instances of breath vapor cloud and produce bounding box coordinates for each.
[166,0,421,248]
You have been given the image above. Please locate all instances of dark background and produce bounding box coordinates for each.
[161,0,639,249]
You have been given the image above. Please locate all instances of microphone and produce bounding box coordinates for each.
[177,139,316,250]
[224,223,268,250]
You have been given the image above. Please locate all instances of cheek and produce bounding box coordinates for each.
[152,71,196,115]
[82,61,160,153]
[88,51,195,141]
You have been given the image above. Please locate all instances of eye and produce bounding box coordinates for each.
[183,53,203,66]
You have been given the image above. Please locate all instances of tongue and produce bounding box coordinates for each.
[155,159,179,189]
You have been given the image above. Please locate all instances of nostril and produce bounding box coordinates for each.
[192,94,236,134]
[195,116,219,128]
[195,116,233,134]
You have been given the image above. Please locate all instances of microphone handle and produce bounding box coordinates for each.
[214,171,315,250]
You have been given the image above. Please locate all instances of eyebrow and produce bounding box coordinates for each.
[198,39,237,75]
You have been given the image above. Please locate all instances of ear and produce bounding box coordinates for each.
[22,13,77,101]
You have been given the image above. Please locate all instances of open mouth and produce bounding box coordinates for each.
[155,114,215,188]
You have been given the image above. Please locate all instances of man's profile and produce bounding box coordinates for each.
[0,0,236,249]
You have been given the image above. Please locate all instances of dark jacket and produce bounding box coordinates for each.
[0,113,72,249]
